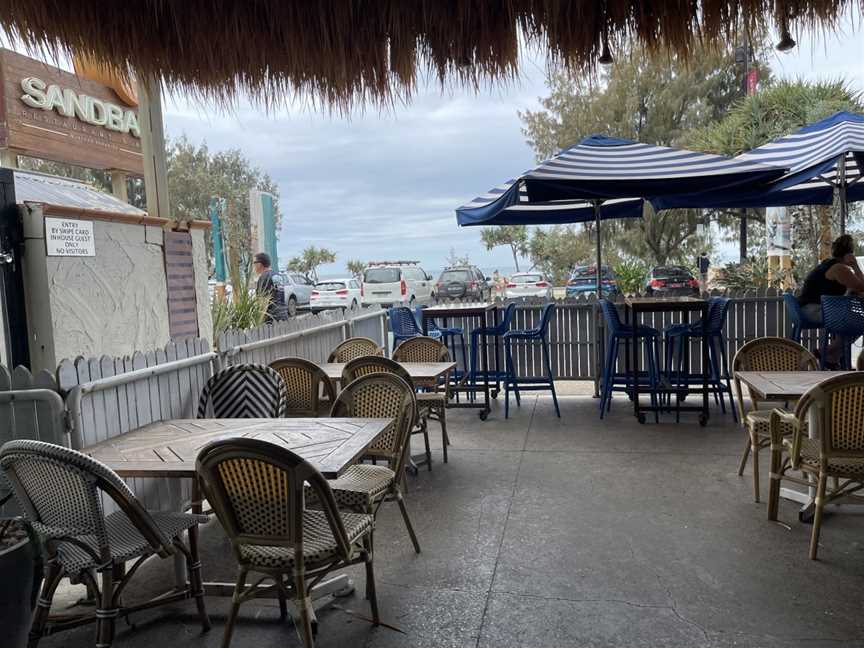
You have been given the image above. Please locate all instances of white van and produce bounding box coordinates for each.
[361,262,435,307]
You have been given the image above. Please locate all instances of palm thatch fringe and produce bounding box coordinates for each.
[0,1,856,112]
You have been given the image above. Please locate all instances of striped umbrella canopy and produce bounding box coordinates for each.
[656,112,864,231]
[456,134,785,293]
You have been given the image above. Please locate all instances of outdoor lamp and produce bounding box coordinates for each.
[776,21,796,51]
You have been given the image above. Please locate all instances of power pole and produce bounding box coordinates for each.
[735,42,751,261]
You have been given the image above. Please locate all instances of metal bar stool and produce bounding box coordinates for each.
[503,302,560,419]
[820,295,864,369]
[783,292,821,345]
[469,302,516,393]
[415,305,468,381]
[388,306,441,347]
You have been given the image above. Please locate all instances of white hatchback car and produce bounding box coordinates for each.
[361,263,435,307]
[310,278,362,313]
[505,272,553,299]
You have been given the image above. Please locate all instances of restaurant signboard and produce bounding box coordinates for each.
[0,49,143,174]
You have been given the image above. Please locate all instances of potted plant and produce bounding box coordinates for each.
[0,516,43,648]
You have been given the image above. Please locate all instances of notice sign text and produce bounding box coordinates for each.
[45,217,96,257]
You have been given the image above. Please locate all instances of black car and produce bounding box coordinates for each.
[435,266,491,301]
[644,265,700,295]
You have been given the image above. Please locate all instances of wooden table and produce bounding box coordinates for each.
[83,417,392,600]
[419,302,498,420]
[624,296,710,426]
[320,361,456,388]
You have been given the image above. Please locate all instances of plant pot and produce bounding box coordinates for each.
[0,520,42,648]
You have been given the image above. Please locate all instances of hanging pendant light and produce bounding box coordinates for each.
[598,29,614,66]
[776,17,796,51]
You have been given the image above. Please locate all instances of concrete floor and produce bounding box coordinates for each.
[41,391,864,647]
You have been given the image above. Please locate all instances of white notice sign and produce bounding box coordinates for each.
[45,217,96,257]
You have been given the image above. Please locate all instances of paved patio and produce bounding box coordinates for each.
[43,389,864,647]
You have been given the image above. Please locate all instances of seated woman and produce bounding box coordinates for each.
[798,234,864,366]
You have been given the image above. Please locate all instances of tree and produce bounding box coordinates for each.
[480,225,528,271]
[346,260,366,278]
[520,42,769,266]
[445,247,471,267]
[528,226,594,284]
[287,246,336,282]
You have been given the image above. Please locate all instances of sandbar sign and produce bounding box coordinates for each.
[45,217,96,257]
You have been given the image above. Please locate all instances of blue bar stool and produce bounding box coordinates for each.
[598,299,661,420]
[664,297,736,421]
[388,306,441,347]
[503,303,559,419]
[415,305,468,380]
[470,302,516,391]
[820,296,864,369]
[783,292,821,344]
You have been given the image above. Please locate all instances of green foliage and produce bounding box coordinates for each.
[612,259,648,295]
[346,259,366,277]
[528,225,594,285]
[211,252,269,342]
[716,256,785,292]
[480,225,528,271]
[287,246,336,282]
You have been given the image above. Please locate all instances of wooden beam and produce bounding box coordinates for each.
[136,77,171,223]
[109,169,129,203]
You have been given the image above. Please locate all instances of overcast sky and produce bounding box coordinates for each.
[10,14,863,277]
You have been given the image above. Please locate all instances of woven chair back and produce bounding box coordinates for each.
[328,337,384,363]
[393,336,450,363]
[0,440,166,558]
[795,372,864,459]
[821,296,864,337]
[331,373,416,474]
[269,358,336,417]
[342,356,413,387]
[705,297,730,333]
[537,302,556,333]
[388,307,423,338]
[196,438,350,559]
[499,302,517,331]
[732,337,817,415]
[197,364,286,418]
[598,300,624,335]
[783,292,819,327]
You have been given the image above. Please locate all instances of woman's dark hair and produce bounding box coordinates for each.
[831,235,854,259]
[253,252,272,267]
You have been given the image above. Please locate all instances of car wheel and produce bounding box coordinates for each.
[287,296,297,317]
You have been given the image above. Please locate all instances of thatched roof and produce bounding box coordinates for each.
[0,1,857,111]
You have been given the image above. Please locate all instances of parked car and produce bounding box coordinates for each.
[565,265,618,298]
[644,265,700,296]
[505,272,552,299]
[310,278,362,312]
[362,262,435,307]
[277,272,315,316]
[435,265,491,301]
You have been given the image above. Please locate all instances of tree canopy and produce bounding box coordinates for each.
[480,225,528,271]
[287,246,336,282]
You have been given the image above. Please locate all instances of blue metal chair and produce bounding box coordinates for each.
[820,296,864,369]
[415,305,467,380]
[598,299,661,420]
[388,306,441,347]
[503,303,559,419]
[783,292,821,344]
[664,297,736,421]
[470,302,516,390]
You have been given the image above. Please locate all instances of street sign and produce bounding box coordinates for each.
[44,217,95,256]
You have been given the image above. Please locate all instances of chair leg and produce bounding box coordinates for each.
[28,559,64,648]
[394,487,421,553]
[719,338,737,423]
[439,407,449,463]
[809,472,828,560]
[767,442,782,521]
[737,433,751,476]
[600,337,617,418]
[276,577,288,621]
[222,568,247,648]
[292,570,316,648]
[184,527,211,632]
[646,337,659,423]
[95,568,116,648]
[363,549,380,625]
[750,431,760,503]
[504,338,513,419]
[542,338,560,418]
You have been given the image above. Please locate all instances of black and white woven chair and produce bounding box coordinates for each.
[197,363,287,418]
[0,440,210,648]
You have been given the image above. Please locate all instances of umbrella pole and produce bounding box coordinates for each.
[838,156,847,235]
[593,200,603,398]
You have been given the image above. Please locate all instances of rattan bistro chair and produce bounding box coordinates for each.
[732,337,818,502]
[196,438,377,648]
[197,363,287,418]
[342,356,434,470]
[0,440,210,648]
[269,358,337,417]
[393,336,452,464]
[327,337,384,363]
[767,372,864,559]
[325,373,421,553]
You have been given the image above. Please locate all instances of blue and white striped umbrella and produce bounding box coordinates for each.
[656,112,864,226]
[456,134,785,227]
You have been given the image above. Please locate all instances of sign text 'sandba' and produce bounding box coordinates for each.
[20,76,140,138]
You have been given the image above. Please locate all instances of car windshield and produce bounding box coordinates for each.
[316,282,345,291]
[571,266,611,279]
[512,274,542,283]
[364,268,400,283]
[440,270,471,282]
[653,266,692,279]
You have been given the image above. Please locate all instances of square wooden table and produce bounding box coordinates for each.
[82,417,392,600]
[419,302,498,420]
